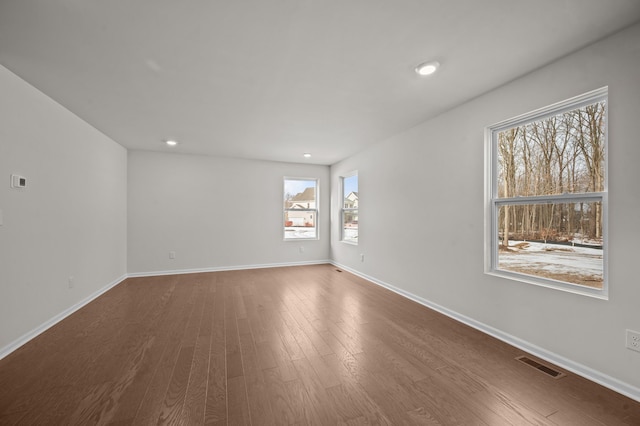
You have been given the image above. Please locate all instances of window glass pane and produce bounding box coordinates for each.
[342,210,358,243]
[497,100,606,198]
[284,179,316,207]
[284,178,317,240]
[284,213,316,239]
[342,174,358,243]
[343,175,358,208]
[497,202,603,288]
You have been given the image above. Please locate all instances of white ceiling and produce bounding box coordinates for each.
[1,1,639,165]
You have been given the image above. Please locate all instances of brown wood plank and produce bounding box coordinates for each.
[291,356,341,424]
[406,406,443,425]
[0,409,27,425]
[226,375,251,425]
[238,328,276,425]
[284,298,335,357]
[181,284,216,425]
[132,282,199,424]
[322,353,393,425]
[253,340,278,371]
[224,284,244,380]
[204,279,227,425]
[309,354,341,389]
[263,367,299,424]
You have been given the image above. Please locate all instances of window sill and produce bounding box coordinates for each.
[485,269,608,300]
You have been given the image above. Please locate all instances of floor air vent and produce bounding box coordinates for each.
[516,356,566,379]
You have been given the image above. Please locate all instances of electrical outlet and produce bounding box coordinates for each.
[299,246,304,254]
[626,329,640,353]
[169,251,176,259]
[10,174,26,189]
[360,253,365,262]
[68,276,74,289]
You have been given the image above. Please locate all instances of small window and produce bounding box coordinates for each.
[284,178,318,240]
[485,88,607,298]
[341,173,358,244]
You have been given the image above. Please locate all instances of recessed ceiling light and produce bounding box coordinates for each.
[303,153,311,158]
[415,61,440,76]
[165,139,178,146]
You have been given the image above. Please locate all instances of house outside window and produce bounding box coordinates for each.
[284,178,318,240]
[485,87,607,298]
[341,173,358,244]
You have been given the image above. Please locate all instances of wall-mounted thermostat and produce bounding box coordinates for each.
[11,174,26,189]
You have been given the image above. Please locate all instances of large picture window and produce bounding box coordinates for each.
[284,178,318,240]
[341,173,358,244]
[485,88,607,298]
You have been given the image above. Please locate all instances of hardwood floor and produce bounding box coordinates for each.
[1,264,639,425]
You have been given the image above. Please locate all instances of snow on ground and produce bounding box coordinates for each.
[499,240,602,278]
[284,227,316,239]
[343,228,358,241]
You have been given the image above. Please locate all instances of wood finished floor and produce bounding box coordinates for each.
[1,264,639,425]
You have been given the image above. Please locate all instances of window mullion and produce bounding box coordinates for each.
[495,192,605,206]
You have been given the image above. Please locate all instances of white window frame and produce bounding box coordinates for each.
[283,177,319,241]
[484,87,608,299]
[341,171,358,245]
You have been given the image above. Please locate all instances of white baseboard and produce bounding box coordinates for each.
[0,274,128,361]
[331,261,640,403]
[127,259,332,278]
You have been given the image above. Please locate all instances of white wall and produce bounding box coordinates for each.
[331,23,640,396]
[0,65,128,355]
[128,151,330,274]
